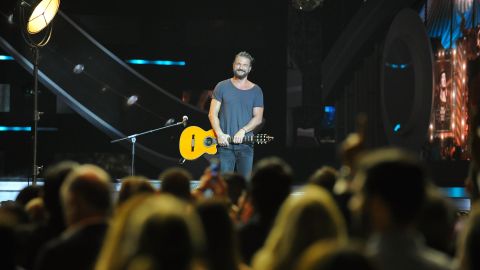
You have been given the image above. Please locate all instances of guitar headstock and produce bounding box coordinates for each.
[254,134,274,144]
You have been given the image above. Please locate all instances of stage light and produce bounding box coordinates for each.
[127,95,138,106]
[24,0,60,34]
[0,126,31,132]
[126,59,186,66]
[73,64,84,74]
[127,59,148,65]
[0,55,14,60]
[324,106,335,113]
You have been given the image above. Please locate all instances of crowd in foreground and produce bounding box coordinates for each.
[1,128,480,270]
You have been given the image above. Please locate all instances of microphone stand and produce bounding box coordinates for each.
[111,120,186,175]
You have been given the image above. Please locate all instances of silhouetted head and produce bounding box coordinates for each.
[249,156,293,219]
[308,166,338,194]
[43,161,80,227]
[61,164,113,226]
[350,148,428,233]
[159,167,193,202]
[117,176,155,207]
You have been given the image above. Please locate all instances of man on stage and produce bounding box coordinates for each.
[208,51,264,179]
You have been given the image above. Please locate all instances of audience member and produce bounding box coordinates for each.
[15,185,42,207]
[159,167,193,201]
[0,223,16,270]
[417,187,457,256]
[295,240,375,270]
[96,194,205,270]
[25,197,46,224]
[308,166,338,193]
[237,156,293,265]
[252,185,347,270]
[116,175,155,207]
[456,201,480,270]
[19,161,79,270]
[192,165,229,202]
[196,199,249,270]
[35,164,113,270]
[223,172,247,205]
[349,147,451,270]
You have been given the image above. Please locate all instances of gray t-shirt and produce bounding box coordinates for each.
[213,79,263,138]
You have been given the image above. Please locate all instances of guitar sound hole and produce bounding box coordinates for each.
[205,137,213,146]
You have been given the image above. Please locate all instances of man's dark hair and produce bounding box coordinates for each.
[67,173,113,215]
[359,148,427,226]
[249,156,292,219]
[43,161,79,225]
[223,172,247,205]
[159,167,193,201]
[235,51,254,65]
[308,166,338,193]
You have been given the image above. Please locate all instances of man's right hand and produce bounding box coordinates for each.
[217,133,230,146]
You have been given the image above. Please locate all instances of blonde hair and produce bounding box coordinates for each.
[253,185,347,270]
[95,195,151,270]
[295,240,342,270]
[95,194,205,270]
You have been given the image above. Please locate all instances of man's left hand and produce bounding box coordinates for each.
[233,128,246,144]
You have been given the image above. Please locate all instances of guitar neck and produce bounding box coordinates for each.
[225,136,254,144]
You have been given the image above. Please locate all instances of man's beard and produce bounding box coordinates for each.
[233,69,249,79]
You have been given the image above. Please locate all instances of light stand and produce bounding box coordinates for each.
[18,0,60,185]
[32,46,41,182]
[111,118,187,176]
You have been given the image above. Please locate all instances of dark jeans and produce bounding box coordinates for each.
[218,144,254,180]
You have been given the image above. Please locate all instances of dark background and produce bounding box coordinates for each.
[0,0,469,185]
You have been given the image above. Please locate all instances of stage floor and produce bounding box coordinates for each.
[0,178,470,211]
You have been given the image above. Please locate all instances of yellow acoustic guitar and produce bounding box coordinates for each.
[179,126,274,160]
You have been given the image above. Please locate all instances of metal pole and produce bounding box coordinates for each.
[32,46,40,185]
[131,137,136,175]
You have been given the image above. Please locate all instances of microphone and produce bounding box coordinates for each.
[182,115,188,127]
[164,118,175,126]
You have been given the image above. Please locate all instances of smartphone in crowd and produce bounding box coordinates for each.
[210,158,220,178]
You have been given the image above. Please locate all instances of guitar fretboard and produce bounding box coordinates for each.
[226,136,254,143]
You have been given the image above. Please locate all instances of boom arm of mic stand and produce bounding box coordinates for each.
[110,121,186,175]
[110,121,185,143]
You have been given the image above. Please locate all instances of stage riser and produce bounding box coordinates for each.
[0,180,470,211]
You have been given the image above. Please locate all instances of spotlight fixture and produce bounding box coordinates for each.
[127,95,139,106]
[73,63,84,74]
[24,0,60,34]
